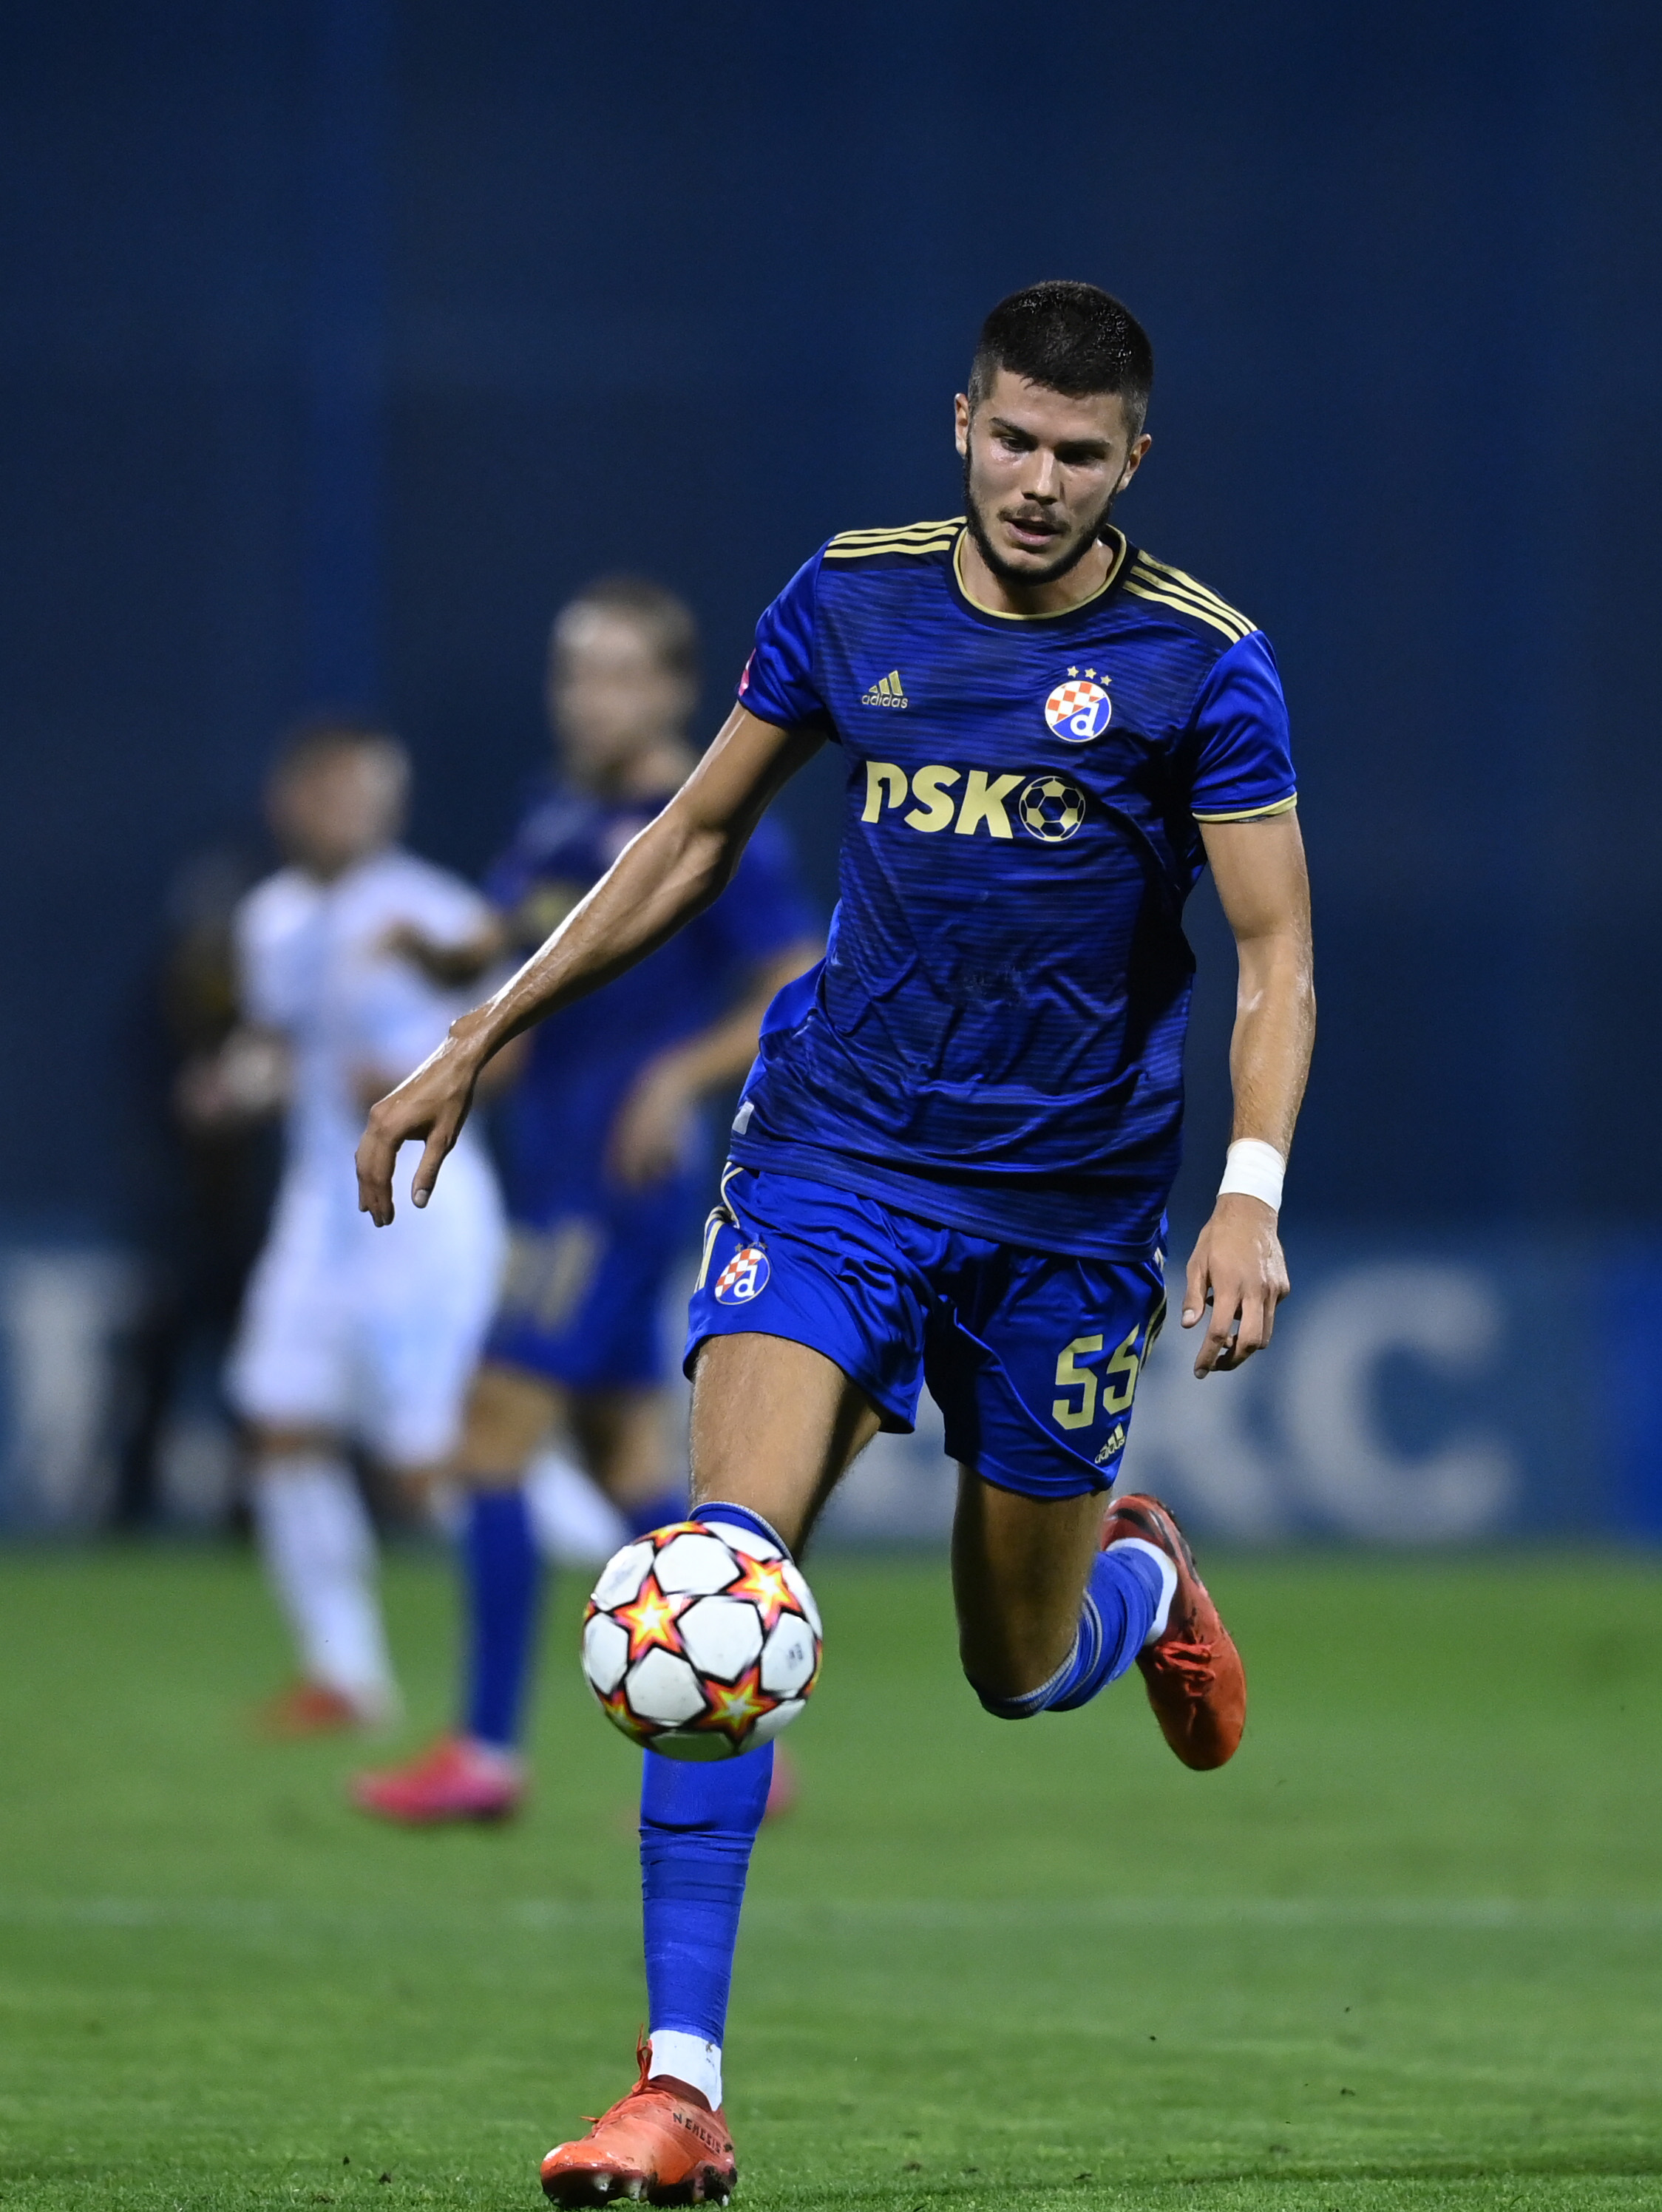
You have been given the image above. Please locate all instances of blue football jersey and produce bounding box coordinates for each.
[728,520,1298,1261]
[485,784,815,1227]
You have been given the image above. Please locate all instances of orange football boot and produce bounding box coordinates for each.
[540,2037,736,2206]
[1099,1492,1246,1769]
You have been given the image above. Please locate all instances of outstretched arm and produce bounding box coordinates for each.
[607,937,822,1187]
[1182,810,1315,1375]
[355,705,823,1224]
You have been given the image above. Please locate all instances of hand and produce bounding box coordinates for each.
[1181,1193,1290,1376]
[607,1056,696,1189]
[374,920,498,987]
[174,1029,289,1132]
[356,1022,488,1225]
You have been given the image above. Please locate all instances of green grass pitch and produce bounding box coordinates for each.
[0,1544,1658,2211]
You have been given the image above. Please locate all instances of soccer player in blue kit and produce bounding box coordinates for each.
[357,282,1315,2202]
[353,577,819,1823]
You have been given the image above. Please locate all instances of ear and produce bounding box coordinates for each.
[1116,431,1152,495]
[953,391,971,458]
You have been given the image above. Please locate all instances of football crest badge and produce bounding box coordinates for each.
[1043,670,1110,743]
[713,1243,771,1306]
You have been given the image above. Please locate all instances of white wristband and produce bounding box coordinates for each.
[1218,1138,1285,1212]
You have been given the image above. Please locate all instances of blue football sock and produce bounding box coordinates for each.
[974,1541,1166,1717]
[640,1744,774,2050]
[624,1486,691,1539]
[461,1486,543,1749]
[689,1497,793,1555]
[637,1498,787,2063]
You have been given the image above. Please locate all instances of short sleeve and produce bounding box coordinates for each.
[736,551,834,734]
[702,814,819,975]
[1186,630,1298,823]
[233,876,306,1031]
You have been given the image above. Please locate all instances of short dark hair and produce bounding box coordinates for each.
[968,281,1153,438]
[551,575,700,685]
[271,712,406,783]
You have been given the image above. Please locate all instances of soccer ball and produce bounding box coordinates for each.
[580,1520,823,1760]
[1018,774,1087,841]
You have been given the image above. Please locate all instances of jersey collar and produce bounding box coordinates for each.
[949,524,1129,625]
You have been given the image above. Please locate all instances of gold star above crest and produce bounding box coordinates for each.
[1068,666,1079,678]
[1085,668,1097,679]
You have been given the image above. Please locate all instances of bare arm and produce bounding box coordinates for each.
[355,705,824,1223]
[1182,810,1315,1374]
[607,937,822,1187]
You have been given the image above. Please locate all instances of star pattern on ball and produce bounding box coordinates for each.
[727,1556,795,1631]
[697,1666,773,1741]
[614,1576,690,1660]
[597,1677,646,1740]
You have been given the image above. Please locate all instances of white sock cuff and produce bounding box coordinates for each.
[1107,1536,1178,1645]
[648,2029,722,2109]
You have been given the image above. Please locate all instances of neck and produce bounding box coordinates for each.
[571,734,696,800]
[957,525,1116,618]
[301,843,386,884]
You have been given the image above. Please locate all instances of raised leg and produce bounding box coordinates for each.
[951,1469,1173,1717]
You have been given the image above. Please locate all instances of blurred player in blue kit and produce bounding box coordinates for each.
[358,285,1315,2200]
[354,578,819,1822]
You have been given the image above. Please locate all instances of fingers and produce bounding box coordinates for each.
[1181,1243,1210,1329]
[355,1119,399,1228]
[410,1114,459,1210]
[1193,1294,1238,1376]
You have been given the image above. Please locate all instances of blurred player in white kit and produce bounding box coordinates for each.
[198,719,509,1729]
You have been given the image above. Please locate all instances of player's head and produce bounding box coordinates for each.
[956,280,1153,589]
[546,576,699,785]
[266,716,410,879]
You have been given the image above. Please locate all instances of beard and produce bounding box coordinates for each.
[960,451,1119,591]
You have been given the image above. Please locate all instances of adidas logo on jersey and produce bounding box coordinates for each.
[1095,1424,1127,1465]
[861,670,909,708]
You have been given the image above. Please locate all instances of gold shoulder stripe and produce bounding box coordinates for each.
[824,529,960,562]
[1134,553,1255,635]
[1130,557,1254,635]
[1124,577,1250,643]
[827,530,959,552]
[829,517,963,546]
[1193,794,1298,824]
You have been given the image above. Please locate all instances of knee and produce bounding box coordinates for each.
[458,1365,557,1476]
[964,1666,1049,1720]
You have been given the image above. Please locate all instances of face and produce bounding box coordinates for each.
[268,744,407,878]
[954,369,1150,587]
[546,607,694,782]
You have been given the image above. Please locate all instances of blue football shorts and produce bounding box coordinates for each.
[485,1200,683,1394]
[683,1164,1167,1499]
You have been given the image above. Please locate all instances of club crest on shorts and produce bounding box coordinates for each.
[713,1242,770,1305]
[1043,670,1110,743]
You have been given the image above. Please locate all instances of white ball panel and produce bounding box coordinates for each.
[747,1697,806,1743]
[581,1612,630,1695]
[759,1614,817,1697]
[652,1532,742,1597]
[625,1647,708,1727]
[677,1595,764,1683]
[781,1562,822,1637]
[701,1520,781,1562]
[590,1539,654,1612]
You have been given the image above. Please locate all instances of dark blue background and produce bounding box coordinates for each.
[4,1,1659,1239]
